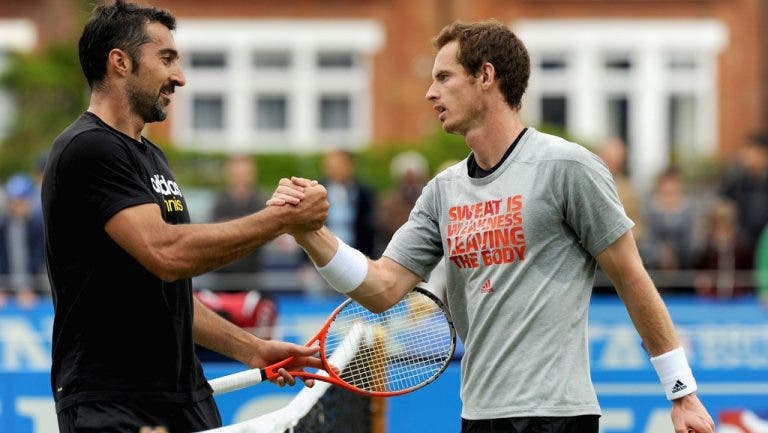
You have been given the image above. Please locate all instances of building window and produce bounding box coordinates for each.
[193,95,224,130]
[541,95,567,130]
[668,94,697,157]
[607,96,630,146]
[540,56,567,71]
[516,19,726,192]
[604,56,633,71]
[319,95,351,130]
[173,19,383,151]
[256,95,288,130]
[318,51,356,69]
[190,51,227,69]
[254,50,291,69]
[667,53,699,71]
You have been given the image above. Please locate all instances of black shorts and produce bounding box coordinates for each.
[57,396,222,433]
[461,415,600,433]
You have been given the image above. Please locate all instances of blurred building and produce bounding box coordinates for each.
[1,0,766,192]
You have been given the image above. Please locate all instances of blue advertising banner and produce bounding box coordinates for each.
[1,295,767,433]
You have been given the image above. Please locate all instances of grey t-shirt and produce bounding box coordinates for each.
[383,128,633,419]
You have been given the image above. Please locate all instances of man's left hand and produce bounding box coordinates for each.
[247,340,322,387]
[671,393,715,433]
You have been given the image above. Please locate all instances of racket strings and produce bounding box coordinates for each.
[324,291,453,393]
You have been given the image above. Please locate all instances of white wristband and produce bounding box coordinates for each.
[650,347,698,400]
[316,237,368,294]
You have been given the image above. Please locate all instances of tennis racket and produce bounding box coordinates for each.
[208,286,456,397]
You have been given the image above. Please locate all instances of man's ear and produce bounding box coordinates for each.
[107,48,132,78]
[480,62,496,89]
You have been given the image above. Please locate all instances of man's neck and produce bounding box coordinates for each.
[465,110,525,170]
[87,89,145,141]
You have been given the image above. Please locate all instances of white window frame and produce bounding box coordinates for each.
[173,19,384,153]
[0,19,36,141]
[515,19,727,193]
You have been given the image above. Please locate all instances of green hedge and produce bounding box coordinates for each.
[162,125,473,192]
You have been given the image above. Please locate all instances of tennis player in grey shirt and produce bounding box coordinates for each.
[271,19,714,433]
[384,126,631,420]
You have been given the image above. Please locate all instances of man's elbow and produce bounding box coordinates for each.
[148,265,184,283]
[354,273,404,313]
[145,249,190,282]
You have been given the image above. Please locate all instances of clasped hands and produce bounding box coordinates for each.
[268,177,329,234]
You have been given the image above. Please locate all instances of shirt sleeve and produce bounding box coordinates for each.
[59,129,157,227]
[557,153,635,257]
[382,180,443,281]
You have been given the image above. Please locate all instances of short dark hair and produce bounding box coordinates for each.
[79,0,176,89]
[433,20,530,110]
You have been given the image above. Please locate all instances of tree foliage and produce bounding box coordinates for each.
[0,42,88,178]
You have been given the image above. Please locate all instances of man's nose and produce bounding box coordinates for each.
[425,82,437,101]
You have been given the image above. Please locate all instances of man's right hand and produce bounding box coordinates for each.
[275,178,329,233]
[268,177,318,206]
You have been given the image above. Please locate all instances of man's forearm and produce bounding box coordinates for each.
[294,228,421,312]
[193,297,261,365]
[293,227,339,267]
[107,184,327,282]
[596,232,680,355]
[616,273,680,355]
[164,206,290,279]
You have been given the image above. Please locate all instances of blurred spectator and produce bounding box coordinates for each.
[376,150,429,253]
[693,199,754,299]
[198,155,278,359]
[593,138,645,295]
[321,149,377,257]
[640,167,696,273]
[719,132,768,259]
[0,174,46,308]
[598,137,644,241]
[210,154,265,291]
[260,233,313,292]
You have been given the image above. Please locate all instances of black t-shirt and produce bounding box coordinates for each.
[43,112,211,412]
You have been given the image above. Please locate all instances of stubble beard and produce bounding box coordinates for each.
[442,113,468,136]
[127,80,167,123]
[446,102,484,137]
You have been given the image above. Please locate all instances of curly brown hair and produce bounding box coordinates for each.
[433,20,530,110]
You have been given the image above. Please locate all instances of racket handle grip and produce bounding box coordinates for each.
[209,368,267,395]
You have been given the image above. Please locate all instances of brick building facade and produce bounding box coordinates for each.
[1,0,765,188]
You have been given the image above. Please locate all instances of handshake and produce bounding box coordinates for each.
[266,176,330,236]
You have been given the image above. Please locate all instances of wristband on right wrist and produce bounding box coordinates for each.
[650,347,698,400]
[316,237,368,294]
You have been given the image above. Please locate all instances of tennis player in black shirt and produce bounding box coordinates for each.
[42,2,328,432]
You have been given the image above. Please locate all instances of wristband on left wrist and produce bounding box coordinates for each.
[650,347,698,400]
